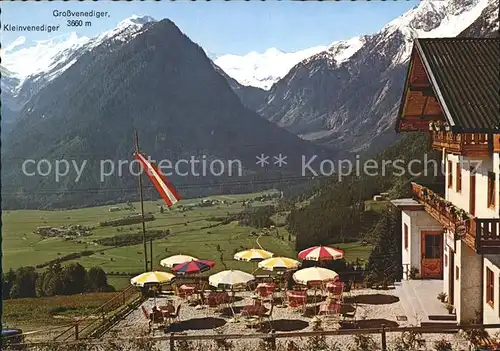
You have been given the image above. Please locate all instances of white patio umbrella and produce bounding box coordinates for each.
[160,254,198,268]
[292,267,339,286]
[209,270,255,288]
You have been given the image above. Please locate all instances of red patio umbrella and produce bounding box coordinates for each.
[298,246,344,262]
[172,259,216,275]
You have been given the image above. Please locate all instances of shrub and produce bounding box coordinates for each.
[349,334,378,351]
[409,267,419,279]
[392,330,425,351]
[433,338,452,351]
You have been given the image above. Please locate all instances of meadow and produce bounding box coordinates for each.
[3,190,373,291]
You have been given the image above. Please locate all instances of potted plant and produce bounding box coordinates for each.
[437,292,447,303]
[409,267,420,280]
[445,303,454,314]
[433,338,453,351]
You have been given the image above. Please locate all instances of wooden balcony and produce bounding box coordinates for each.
[411,182,500,254]
[431,132,490,156]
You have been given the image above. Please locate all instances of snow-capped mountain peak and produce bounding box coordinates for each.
[214,46,328,90]
[2,15,156,83]
[119,14,156,27]
[216,0,494,89]
[2,32,90,80]
[383,0,491,64]
[95,15,156,44]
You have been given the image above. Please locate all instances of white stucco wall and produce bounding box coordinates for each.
[454,240,482,324]
[443,240,452,298]
[401,209,442,279]
[483,255,500,331]
[445,154,497,219]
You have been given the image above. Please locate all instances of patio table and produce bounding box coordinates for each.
[256,282,276,289]
[326,281,344,291]
[178,285,196,297]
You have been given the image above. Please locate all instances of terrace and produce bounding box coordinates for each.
[411,182,500,254]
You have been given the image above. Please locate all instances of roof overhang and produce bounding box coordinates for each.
[395,44,447,133]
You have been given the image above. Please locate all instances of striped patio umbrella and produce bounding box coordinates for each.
[234,248,274,262]
[172,259,215,275]
[130,271,175,287]
[298,246,344,262]
[292,267,339,285]
[258,257,301,271]
[160,254,198,269]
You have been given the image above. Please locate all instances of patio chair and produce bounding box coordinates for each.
[148,307,165,332]
[260,303,274,330]
[166,304,182,324]
[141,306,152,332]
[328,282,345,302]
[341,302,358,328]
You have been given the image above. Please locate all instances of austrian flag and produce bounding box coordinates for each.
[133,152,181,207]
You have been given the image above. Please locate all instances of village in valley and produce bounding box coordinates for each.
[1,1,499,350]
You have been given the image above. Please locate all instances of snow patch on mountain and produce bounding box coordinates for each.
[2,15,156,85]
[385,0,491,64]
[4,36,26,53]
[303,36,366,67]
[328,36,366,64]
[214,46,328,90]
[2,32,90,81]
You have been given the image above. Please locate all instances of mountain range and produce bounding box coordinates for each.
[1,18,328,209]
[1,0,498,208]
[253,0,499,155]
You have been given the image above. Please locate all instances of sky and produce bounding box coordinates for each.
[1,1,418,56]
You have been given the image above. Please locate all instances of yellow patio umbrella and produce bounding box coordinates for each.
[130,271,175,287]
[234,248,273,262]
[292,267,339,286]
[258,257,301,271]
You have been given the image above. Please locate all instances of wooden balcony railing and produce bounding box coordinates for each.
[494,134,500,153]
[431,132,490,156]
[473,219,500,254]
[411,182,500,254]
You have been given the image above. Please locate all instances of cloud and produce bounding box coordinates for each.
[4,36,26,52]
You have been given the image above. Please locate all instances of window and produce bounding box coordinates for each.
[487,267,494,307]
[448,161,453,188]
[456,266,460,280]
[488,171,496,208]
[445,254,448,267]
[424,234,441,259]
[456,163,462,192]
[404,224,409,250]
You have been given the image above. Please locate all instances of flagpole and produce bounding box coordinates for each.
[150,238,153,272]
[134,129,149,272]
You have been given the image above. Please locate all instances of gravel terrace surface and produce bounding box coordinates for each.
[105,288,468,350]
